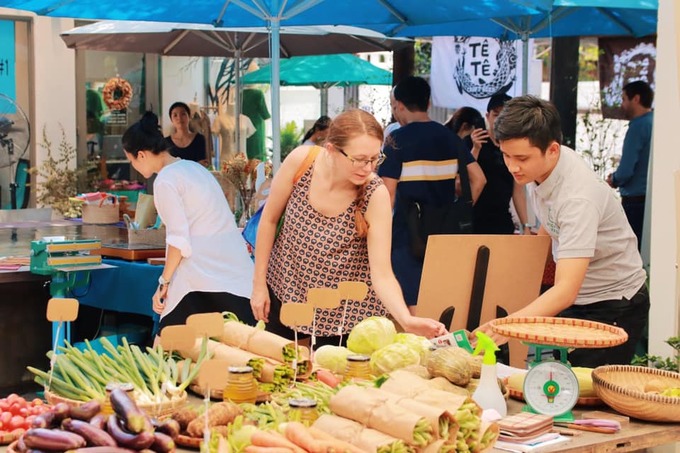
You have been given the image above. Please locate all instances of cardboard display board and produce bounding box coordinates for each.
[416,234,550,368]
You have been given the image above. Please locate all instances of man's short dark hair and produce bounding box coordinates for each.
[494,95,563,153]
[487,93,512,112]
[623,80,654,108]
[393,76,430,112]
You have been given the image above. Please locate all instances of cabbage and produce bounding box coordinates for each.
[370,343,421,375]
[347,317,397,355]
[394,333,432,364]
[314,345,351,374]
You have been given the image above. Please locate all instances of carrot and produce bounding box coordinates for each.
[316,369,342,388]
[244,447,294,453]
[308,427,366,453]
[251,429,306,453]
[284,421,324,453]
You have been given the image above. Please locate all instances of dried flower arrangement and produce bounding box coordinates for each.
[220,152,266,224]
[29,127,91,218]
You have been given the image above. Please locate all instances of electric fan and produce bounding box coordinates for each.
[0,93,31,209]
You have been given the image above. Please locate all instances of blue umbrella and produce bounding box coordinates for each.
[383,0,658,93]
[0,0,550,169]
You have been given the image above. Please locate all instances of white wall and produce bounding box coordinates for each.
[32,15,77,180]
[649,0,680,358]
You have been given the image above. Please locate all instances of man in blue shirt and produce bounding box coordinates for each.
[607,81,654,250]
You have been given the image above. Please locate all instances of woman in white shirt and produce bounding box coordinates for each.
[122,112,255,331]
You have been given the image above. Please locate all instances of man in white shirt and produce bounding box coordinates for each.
[479,95,648,368]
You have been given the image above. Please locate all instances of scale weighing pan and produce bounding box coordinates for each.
[490,317,628,421]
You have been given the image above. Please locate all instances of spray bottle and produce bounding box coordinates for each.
[472,331,507,417]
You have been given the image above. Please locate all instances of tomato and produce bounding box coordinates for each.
[31,398,44,406]
[10,427,26,437]
[24,415,36,427]
[5,394,19,402]
[0,412,12,426]
[0,401,9,412]
[8,416,25,431]
[8,403,23,415]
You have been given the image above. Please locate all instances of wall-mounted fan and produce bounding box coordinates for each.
[0,93,31,209]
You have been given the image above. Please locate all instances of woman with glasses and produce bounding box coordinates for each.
[250,109,447,348]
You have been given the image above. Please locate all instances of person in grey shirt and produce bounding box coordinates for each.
[477,95,648,368]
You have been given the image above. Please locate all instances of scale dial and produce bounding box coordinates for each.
[523,361,579,417]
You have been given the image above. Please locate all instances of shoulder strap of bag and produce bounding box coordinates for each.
[293,145,322,184]
[457,147,472,203]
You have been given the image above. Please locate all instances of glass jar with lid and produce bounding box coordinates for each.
[102,382,134,415]
[287,398,319,426]
[344,354,372,380]
[223,366,258,404]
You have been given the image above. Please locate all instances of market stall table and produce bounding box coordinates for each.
[492,399,680,452]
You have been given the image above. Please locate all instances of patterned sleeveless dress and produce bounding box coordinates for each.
[267,162,387,336]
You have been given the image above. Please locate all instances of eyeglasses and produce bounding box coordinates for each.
[336,147,386,168]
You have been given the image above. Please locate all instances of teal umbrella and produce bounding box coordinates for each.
[242,54,392,115]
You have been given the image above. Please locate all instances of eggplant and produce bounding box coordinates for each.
[109,388,147,433]
[62,418,117,447]
[69,400,102,421]
[88,414,108,430]
[152,418,180,440]
[64,448,136,453]
[31,411,56,429]
[149,431,176,453]
[106,414,154,450]
[23,428,86,451]
[52,402,71,422]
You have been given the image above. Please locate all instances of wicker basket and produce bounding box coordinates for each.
[591,365,680,422]
[82,203,120,224]
[44,390,188,418]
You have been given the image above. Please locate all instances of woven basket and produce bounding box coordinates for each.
[591,365,680,422]
[44,390,188,418]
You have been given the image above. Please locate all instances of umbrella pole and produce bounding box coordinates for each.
[271,19,282,172]
[522,33,529,95]
[235,48,242,156]
[320,87,328,116]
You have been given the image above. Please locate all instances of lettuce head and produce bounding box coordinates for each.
[370,342,421,374]
[347,317,397,355]
[313,345,351,374]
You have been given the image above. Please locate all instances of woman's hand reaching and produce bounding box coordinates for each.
[152,284,168,315]
[403,316,447,338]
[251,284,271,323]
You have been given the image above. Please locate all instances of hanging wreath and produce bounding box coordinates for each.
[102,77,133,111]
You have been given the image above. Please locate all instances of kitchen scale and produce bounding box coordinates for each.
[490,316,629,422]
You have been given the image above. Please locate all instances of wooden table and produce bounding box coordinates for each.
[2,400,678,452]
[492,400,680,452]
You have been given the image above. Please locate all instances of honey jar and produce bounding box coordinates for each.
[287,398,319,426]
[344,354,372,380]
[223,366,258,404]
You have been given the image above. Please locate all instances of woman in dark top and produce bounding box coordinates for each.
[164,101,208,165]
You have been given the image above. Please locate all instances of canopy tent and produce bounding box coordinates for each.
[1,0,550,169]
[60,20,409,158]
[241,54,392,115]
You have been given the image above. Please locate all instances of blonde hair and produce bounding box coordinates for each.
[326,109,384,238]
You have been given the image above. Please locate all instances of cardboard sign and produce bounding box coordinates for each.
[187,312,224,338]
[160,325,197,351]
[307,288,341,309]
[46,298,79,322]
[280,303,314,328]
[338,281,368,301]
[416,234,550,368]
[197,359,230,393]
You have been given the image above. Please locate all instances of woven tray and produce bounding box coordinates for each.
[44,390,188,418]
[489,317,628,348]
[591,365,680,422]
[0,431,22,446]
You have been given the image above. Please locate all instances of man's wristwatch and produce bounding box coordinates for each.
[158,275,171,287]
